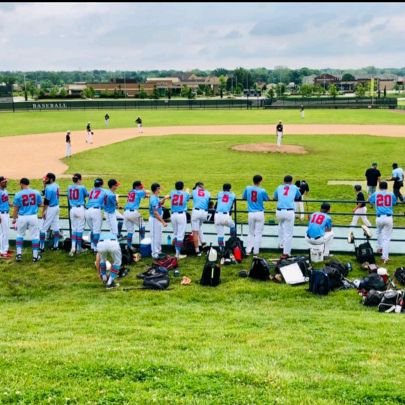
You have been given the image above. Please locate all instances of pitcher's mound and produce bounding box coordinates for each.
[231,143,308,154]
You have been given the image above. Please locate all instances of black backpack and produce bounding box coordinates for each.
[200,261,221,286]
[143,273,170,290]
[394,267,405,285]
[363,289,385,306]
[308,270,332,295]
[249,257,270,281]
[224,236,246,263]
[322,266,344,290]
[120,244,134,266]
[355,241,375,264]
[378,290,402,312]
[358,273,386,291]
[181,233,196,255]
[324,258,349,278]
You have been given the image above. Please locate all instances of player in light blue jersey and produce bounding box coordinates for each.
[215,183,236,250]
[124,180,149,249]
[0,176,11,258]
[170,181,190,259]
[85,178,107,251]
[104,179,121,237]
[369,181,397,263]
[12,178,43,262]
[67,173,88,255]
[191,181,211,256]
[149,183,169,259]
[242,175,270,255]
[40,172,61,251]
[305,203,334,258]
[273,175,301,258]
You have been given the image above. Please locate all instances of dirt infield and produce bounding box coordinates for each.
[1,124,405,179]
[232,143,307,154]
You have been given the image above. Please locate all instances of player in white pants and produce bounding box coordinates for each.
[276,121,283,147]
[0,176,11,259]
[349,185,372,238]
[191,182,211,256]
[40,173,61,251]
[12,178,43,262]
[273,175,301,258]
[215,183,236,250]
[170,181,190,259]
[104,179,121,236]
[369,182,396,264]
[242,175,270,256]
[305,203,334,257]
[67,173,88,255]
[149,183,169,259]
[96,232,122,289]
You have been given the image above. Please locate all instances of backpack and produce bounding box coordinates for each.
[249,257,270,281]
[224,236,246,263]
[394,267,405,285]
[276,256,312,278]
[355,241,375,264]
[200,261,221,286]
[137,265,168,279]
[378,290,402,313]
[181,233,195,255]
[322,266,344,290]
[324,258,349,278]
[363,289,385,306]
[143,273,170,290]
[308,270,332,295]
[358,273,386,291]
[153,255,178,271]
[120,244,134,266]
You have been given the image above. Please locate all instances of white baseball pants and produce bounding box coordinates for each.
[0,212,9,254]
[171,212,187,243]
[41,206,60,233]
[66,142,71,157]
[17,215,40,240]
[70,206,86,233]
[105,212,119,236]
[85,208,103,234]
[215,212,235,238]
[305,231,334,256]
[277,131,283,146]
[295,200,305,220]
[191,209,208,244]
[276,209,295,255]
[350,207,372,229]
[149,217,162,258]
[246,211,264,255]
[124,210,142,233]
[376,216,393,261]
[97,239,122,268]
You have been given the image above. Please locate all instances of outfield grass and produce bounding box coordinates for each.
[0,109,405,137]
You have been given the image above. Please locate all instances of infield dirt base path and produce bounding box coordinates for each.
[1,124,404,179]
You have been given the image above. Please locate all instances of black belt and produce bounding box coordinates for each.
[87,207,100,209]
[172,211,185,214]
[74,205,83,208]
[0,211,9,214]
[126,209,137,212]
[307,233,321,240]
[99,239,117,242]
[194,208,206,211]
[377,214,392,217]
[216,211,230,215]
[277,208,294,211]
[48,205,59,208]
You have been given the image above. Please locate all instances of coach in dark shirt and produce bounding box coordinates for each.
[365,162,381,196]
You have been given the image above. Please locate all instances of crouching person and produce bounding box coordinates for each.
[95,231,122,289]
[305,203,334,259]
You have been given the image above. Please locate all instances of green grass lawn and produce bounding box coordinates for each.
[1,109,405,137]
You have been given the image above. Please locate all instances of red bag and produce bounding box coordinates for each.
[153,255,178,270]
[233,245,242,263]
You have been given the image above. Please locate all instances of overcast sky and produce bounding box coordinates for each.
[1,2,405,71]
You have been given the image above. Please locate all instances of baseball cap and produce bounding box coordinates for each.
[0,176,7,183]
[372,162,377,166]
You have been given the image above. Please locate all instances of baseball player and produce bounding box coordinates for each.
[0,176,11,259]
[135,116,143,133]
[191,181,211,256]
[149,183,169,259]
[39,173,61,251]
[305,203,334,258]
[365,162,381,198]
[95,231,122,289]
[123,180,149,249]
[104,113,110,127]
[294,179,309,221]
[65,130,72,158]
[86,122,92,144]
[387,162,404,202]
[104,179,121,237]
[300,105,305,119]
[242,174,270,256]
[67,173,88,256]
[276,120,283,147]
[85,178,107,252]
[170,181,190,259]
[273,175,301,258]
[215,183,236,250]
[369,181,397,264]
[349,185,372,239]
[12,178,43,262]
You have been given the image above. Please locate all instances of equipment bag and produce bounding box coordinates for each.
[358,273,386,291]
[308,270,332,295]
[120,244,134,266]
[181,233,195,255]
[153,255,178,271]
[363,289,385,306]
[249,257,270,281]
[143,273,170,290]
[355,241,375,264]
[394,267,405,285]
[200,262,221,286]
[276,256,312,277]
[225,236,246,263]
[324,258,349,278]
[378,290,402,313]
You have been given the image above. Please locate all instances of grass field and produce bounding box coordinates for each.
[1,109,405,403]
[0,108,405,137]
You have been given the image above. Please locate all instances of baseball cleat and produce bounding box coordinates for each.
[106,281,120,290]
[361,225,372,239]
[15,254,22,262]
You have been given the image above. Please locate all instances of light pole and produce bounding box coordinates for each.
[23,73,27,101]
[124,71,127,98]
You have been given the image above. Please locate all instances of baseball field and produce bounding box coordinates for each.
[1,108,405,403]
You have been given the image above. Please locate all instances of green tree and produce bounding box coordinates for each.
[300,84,313,97]
[342,73,355,81]
[181,85,190,98]
[59,87,67,98]
[139,87,147,99]
[267,88,275,99]
[355,83,366,97]
[152,85,160,99]
[328,84,338,98]
[49,86,59,98]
